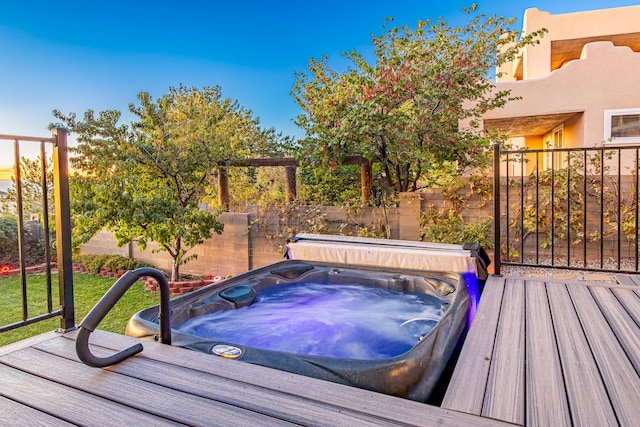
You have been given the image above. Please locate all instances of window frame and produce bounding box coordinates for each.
[543,124,565,170]
[604,108,640,144]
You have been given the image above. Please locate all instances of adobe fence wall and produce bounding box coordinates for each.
[80,195,419,277]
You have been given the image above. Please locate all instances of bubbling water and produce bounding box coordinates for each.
[177,282,443,360]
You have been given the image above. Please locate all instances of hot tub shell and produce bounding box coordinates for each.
[126,259,471,402]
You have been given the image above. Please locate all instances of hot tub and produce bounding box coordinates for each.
[126,259,470,402]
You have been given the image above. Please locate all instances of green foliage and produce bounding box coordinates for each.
[0,156,55,263]
[419,210,494,250]
[0,155,54,221]
[73,254,152,273]
[292,4,546,196]
[84,254,112,273]
[416,165,494,249]
[0,213,46,267]
[53,85,286,280]
[296,164,363,205]
[226,166,289,210]
[103,255,152,271]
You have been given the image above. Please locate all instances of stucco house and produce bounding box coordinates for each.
[480,5,640,169]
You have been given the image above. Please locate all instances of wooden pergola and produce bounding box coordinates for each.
[217,156,373,210]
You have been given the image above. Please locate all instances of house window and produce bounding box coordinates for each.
[604,108,640,143]
[543,125,565,169]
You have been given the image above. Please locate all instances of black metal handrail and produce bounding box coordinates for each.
[493,143,640,276]
[0,129,75,333]
[76,267,171,368]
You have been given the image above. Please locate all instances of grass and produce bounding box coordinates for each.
[0,273,161,347]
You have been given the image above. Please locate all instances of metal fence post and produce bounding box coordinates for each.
[52,127,75,331]
[493,143,502,276]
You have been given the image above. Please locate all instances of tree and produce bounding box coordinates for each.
[0,213,46,267]
[54,85,283,280]
[0,156,54,267]
[1,156,54,221]
[292,4,546,197]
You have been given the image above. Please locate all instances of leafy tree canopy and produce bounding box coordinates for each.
[292,4,546,196]
[1,156,54,221]
[54,85,286,279]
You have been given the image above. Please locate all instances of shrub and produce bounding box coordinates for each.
[74,254,152,273]
[0,215,47,267]
[419,212,494,250]
[103,255,152,271]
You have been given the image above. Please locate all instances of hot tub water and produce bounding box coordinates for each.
[176,282,442,360]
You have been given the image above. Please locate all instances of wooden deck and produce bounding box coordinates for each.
[443,275,640,426]
[2,274,640,425]
[0,329,505,426]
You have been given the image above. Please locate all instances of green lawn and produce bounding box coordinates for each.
[0,273,162,347]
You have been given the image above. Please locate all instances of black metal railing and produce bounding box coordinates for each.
[493,143,640,276]
[76,267,171,367]
[0,129,75,333]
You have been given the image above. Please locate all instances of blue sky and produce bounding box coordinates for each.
[1,0,638,167]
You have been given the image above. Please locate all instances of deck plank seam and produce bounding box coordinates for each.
[545,282,583,427]
[11,347,302,425]
[52,336,450,427]
[480,276,509,419]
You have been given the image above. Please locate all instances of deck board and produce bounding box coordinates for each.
[568,285,640,426]
[56,330,503,426]
[33,337,404,427]
[612,286,640,325]
[543,284,618,425]
[0,329,511,427]
[592,287,640,373]
[0,396,75,427]
[524,280,571,426]
[0,363,180,426]
[1,347,292,426]
[615,274,640,286]
[444,275,640,426]
[440,275,506,414]
[481,279,525,424]
[4,273,640,426]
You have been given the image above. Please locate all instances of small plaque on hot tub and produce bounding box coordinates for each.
[212,344,243,359]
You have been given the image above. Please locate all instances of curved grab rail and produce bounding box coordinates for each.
[76,267,171,368]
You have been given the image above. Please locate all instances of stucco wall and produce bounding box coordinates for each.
[516,5,640,80]
[485,41,640,150]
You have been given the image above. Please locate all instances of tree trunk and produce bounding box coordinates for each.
[171,262,179,282]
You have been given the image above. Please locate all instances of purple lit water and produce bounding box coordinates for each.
[177,282,443,360]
